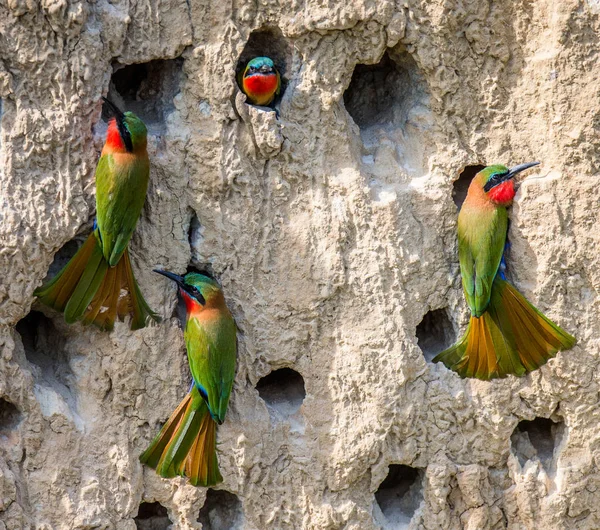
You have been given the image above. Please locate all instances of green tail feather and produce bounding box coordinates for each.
[35,233,158,331]
[140,388,222,487]
[433,278,576,380]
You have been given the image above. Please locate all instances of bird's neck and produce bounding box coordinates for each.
[103,120,146,155]
[464,179,514,210]
[180,289,228,320]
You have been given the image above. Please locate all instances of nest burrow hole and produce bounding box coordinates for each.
[236,27,292,103]
[511,417,565,472]
[416,309,455,362]
[0,398,22,435]
[344,50,424,130]
[375,464,423,526]
[134,501,171,530]
[105,58,183,129]
[198,490,244,530]
[41,234,87,282]
[453,164,486,209]
[16,310,74,396]
[256,368,305,417]
[188,210,205,269]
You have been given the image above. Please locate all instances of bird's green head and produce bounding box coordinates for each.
[244,56,277,77]
[153,270,224,313]
[476,162,539,205]
[103,97,148,153]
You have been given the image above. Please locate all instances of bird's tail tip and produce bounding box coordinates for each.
[433,278,576,380]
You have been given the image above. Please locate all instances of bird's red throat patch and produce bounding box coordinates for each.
[105,118,126,151]
[243,73,278,97]
[180,289,203,316]
[488,180,515,205]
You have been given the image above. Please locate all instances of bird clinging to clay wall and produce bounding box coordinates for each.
[433,163,576,379]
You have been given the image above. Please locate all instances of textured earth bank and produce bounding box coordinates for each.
[1,0,600,529]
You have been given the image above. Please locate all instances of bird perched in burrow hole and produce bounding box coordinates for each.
[433,162,576,380]
[140,271,237,487]
[239,56,281,107]
[34,98,158,331]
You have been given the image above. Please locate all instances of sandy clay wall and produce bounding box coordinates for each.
[1,0,600,528]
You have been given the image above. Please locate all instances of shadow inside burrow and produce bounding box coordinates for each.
[135,501,171,530]
[15,311,78,410]
[374,464,424,528]
[510,417,565,478]
[256,367,306,419]
[452,164,486,210]
[416,308,456,363]
[343,47,434,180]
[198,489,244,530]
[0,397,23,443]
[235,27,294,110]
[103,58,184,135]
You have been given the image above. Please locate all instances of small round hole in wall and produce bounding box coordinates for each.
[511,417,565,474]
[416,309,455,363]
[375,464,423,527]
[198,490,244,530]
[105,58,184,129]
[134,501,170,530]
[453,164,486,209]
[0,398,22,435]
[256,368,305,417]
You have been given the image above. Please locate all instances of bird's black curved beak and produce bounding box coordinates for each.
[102,96,125,121]
[505,161,540,180]
[153,269,185,288]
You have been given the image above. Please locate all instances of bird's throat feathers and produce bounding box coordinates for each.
[105,118,130,153]
[487,180,515,205]
[243,74,278,98]
[180,289,204,317]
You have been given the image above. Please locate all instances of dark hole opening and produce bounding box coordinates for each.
[236,27,291,106]
[188,211,205,270]
[106,58,183,127]
[344,52,412,129]
[416,309,455,362]
[511,417,564,473]
[198,490,243,530]
[453,164,485,209]
[0,398,22,434]
[16,311,75,404]
[135,501,170,530]
[40,233,89,283]
[375,464,423,525]
[256,368,305,417]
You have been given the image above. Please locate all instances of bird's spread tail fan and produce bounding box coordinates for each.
[139,387,222,487]
[433,278,576,379]
[34,233,158,331]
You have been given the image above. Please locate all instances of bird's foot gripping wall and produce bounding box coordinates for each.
[1,0,600,528]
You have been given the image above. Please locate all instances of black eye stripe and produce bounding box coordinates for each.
[483,171,509,192]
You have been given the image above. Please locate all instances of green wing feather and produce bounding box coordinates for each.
[458,206,507,317]
[185,314,237,424]
[95,153,150,267]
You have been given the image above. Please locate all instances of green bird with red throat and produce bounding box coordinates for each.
[140,271,237,486]
[433,162,576,380]
[34,98,157,331]
[239,56,281,106]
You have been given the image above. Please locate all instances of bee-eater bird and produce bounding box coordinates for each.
[433,163,576,380]
[239,56,281,106]
[34,98,157,331]
[140,271,237,486]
